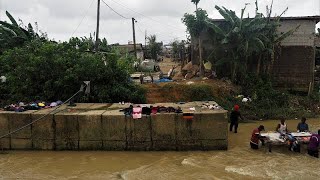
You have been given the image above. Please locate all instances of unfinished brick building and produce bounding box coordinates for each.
[273,16,320,91]
[194,16,320,92]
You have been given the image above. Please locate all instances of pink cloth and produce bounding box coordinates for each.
[133,107,142,119]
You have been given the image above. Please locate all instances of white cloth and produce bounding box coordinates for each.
[278,123,287,134]
[0,76,6,83]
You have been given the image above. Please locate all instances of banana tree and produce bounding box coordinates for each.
[205,3,299,81]
[0,11,41,54]
[206,5,269,82]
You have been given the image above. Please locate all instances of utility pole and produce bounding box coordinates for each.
[132,18,137,59]
[95,0,101,51]
[145,30,147,47]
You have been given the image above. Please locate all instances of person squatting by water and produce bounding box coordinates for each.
[229,105,243,133]
[276,118,288,135]
[276,119,301,152]
[250,125,265,149]
[297,117,309,132]
[308,129,320,158]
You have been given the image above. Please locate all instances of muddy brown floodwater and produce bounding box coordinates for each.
[0,119,320,179]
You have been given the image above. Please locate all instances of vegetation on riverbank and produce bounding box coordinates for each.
[0,12,146,105]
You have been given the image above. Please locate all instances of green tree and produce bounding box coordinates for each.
[147,35,161,60]
[205,3,298,82]
[0,39,145,103]
[182,9,207,76]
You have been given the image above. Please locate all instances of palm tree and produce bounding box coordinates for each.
[191,0,204,76]
[183,1,206,76]
[191,0,200,11]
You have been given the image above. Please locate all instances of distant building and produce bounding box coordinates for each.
[192,16,320,92]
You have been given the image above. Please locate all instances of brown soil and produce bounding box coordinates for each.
[158,57,181,74]
[143,79,239,104]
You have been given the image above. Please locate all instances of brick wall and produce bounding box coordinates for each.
[272,46,315,91]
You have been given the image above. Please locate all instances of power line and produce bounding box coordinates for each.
[106,0,185,31]
[136,20,186,40]
[71,0,95,37]
[101,0,129,19]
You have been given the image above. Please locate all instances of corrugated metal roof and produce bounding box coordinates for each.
[210,16,320,22]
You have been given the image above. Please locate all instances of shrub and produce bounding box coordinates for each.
[0,39,145,104]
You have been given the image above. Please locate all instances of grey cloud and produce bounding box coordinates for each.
[1,0,319,44]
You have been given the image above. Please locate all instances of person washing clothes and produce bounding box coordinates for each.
[250,125,265,149]
[297,117,309,132]
[308,129,320,158]
[229,105,243,133]
[276,118,288,135]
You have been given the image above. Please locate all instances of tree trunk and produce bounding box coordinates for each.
[256,54,261,75]
[232,62,237,83]
[199,37,203,77]
[268,45,275,74]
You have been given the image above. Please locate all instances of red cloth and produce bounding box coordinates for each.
[250,128,260,145]
[234,105,239,111]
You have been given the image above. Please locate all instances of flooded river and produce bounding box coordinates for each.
[0,119,319,179]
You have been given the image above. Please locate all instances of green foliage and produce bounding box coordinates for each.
[183,84,213,101]
[182,9,208,38]
[161,84,213,102]
[0,11,47,54]
[147,35,161,60]
[170,40,186,59]
[0,39,146,104]
[182,1,298,83]
[191,0,200,6]
[68,35,109,52]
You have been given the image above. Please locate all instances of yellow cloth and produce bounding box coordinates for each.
[204,61,212,70]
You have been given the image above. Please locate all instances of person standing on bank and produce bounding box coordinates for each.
[229,105,243,133]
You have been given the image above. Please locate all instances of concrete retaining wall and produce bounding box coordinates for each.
[0,104,228,151]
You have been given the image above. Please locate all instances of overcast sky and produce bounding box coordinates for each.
[0,0,319,44]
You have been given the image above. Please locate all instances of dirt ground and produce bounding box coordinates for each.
[143,79,238,104]
[140,57,238,104]
[158,57,181,75]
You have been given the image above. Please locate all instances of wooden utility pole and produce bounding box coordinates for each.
[145,30,147,47]
[95,0,101,51]
[132,18,137,58]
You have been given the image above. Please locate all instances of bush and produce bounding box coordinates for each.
[0,39,146,104]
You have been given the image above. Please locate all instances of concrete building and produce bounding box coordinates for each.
[194,16,320,92]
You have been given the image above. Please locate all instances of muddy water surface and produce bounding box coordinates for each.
[0,119,320,179]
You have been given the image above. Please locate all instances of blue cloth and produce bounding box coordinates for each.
[297,123,309,132]
[155,78,173,83]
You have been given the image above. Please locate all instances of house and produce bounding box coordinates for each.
[193,16,320,92]
[113,43,144,61]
